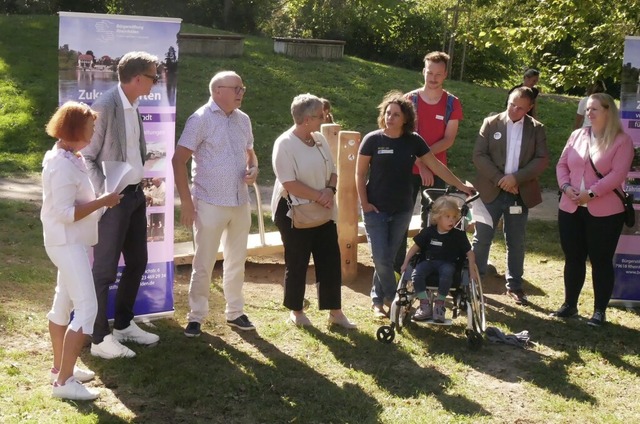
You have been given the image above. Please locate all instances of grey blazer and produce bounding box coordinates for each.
[472,111,549,208]
[82,86,146,194]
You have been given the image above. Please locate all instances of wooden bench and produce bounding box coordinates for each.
[273,37,345,60]
[178,33,244,57]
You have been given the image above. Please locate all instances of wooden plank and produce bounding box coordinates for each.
[174,231,283,266]
[356,214,422,244]
[173,215,422,266]
[321,123,341,167]
[336,131,361,282]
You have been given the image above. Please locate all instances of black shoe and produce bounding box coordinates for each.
[550,303,578,318]
[226,314,256,331]
[184,321,202,337]
[507,289,529,306]
[587,310,606,327]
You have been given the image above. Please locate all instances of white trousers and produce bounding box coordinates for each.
[188,200,251,322]
[45,244,97,334]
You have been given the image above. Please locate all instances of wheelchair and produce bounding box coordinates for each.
[376,187,487,349]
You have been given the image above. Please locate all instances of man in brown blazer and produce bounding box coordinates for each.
[472,86,549,305]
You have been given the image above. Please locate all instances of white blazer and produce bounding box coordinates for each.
[40,147,101,246]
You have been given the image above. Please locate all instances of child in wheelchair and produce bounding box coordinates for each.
[400,196,479,323]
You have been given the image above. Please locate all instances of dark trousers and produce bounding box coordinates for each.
[394,174,446,273]
[275,198,342,311]
[92,188,148,343]
[558,207,624,312]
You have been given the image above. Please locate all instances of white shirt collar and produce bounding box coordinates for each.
[118,84,139,110]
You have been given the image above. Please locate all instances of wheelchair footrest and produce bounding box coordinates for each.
[412,318,453,326]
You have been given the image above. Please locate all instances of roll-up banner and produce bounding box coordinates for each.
[58,11,181,320]
[611,36,640,307]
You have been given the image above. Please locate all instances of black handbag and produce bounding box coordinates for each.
[588,154,635,227]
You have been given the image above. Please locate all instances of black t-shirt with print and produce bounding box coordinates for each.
[359,129,429,214]
[413,225,471,263]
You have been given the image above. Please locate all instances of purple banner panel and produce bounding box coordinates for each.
[612,36,640,306]
[58,12,182,321]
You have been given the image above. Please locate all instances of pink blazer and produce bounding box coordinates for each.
[557,127,633,216]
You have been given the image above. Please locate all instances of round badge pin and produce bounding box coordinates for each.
[493,132,502,140]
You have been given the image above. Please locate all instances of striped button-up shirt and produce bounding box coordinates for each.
[177,98,254,206]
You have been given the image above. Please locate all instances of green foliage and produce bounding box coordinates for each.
[261,0,446,70]
[473,0,640,91]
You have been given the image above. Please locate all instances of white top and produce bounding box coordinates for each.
[117,84,144,185]
[40,146,101,246]
[577,96,591,128]
[271,128,336,219]
[177,98,254,206]
[505,117,524,175]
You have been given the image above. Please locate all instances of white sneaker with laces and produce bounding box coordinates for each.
[91,334,136,359]
[113,320,159,346]
[52,376,99,401]
[50,365,95,384]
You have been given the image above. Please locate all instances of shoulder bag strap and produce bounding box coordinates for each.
[587,139,628,205]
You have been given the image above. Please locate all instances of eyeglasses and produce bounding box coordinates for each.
[218,85,247,95]
[142,74,159,84]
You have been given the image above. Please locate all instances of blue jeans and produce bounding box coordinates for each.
[363,210,413,305]
[412,259,456,298]
[472,191,528,291]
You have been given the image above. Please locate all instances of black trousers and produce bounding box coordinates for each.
[274,198,342,311]
[394,174,446,273]
[558,207,624,312]
[92,188,148,343]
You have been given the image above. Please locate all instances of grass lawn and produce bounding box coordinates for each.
[2,197,640,423]
[0,15,578,189]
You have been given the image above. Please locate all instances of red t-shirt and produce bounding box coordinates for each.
[412,90,463,174]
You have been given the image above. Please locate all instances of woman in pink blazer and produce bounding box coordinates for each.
[553,93,633,326]
[41,102,121,400]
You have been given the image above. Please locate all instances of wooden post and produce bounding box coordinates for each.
[321,123,341,169]
[336,131,361,283]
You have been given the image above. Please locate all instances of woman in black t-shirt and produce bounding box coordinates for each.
[356,91,474,318]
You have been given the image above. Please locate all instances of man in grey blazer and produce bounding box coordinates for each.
[472,86,549,306]
[83,51,160,359]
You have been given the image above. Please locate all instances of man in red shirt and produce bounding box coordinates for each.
[395,51,463,273]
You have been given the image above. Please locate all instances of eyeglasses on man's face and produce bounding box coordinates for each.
[218,85,247,95]
[142,74,159,84]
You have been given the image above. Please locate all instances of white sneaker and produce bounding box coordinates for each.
[50,365,95,384]
[52,376,99,401]
[91,334,136,359]
[113,320,159,346]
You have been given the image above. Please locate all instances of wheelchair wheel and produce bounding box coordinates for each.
[376,325,395,344]
[469,264,486,334]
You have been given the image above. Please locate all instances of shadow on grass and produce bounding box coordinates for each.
[305,326,490,418]
[82,319,381,423]
[397,293,640,407]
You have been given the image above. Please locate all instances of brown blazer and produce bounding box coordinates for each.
[472,112,549,208]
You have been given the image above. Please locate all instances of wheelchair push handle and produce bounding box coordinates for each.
[422,186,480,205]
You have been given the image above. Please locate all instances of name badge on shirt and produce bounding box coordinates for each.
[378,148,393,154]
[430,240,443,247]
[435,115,444,121]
